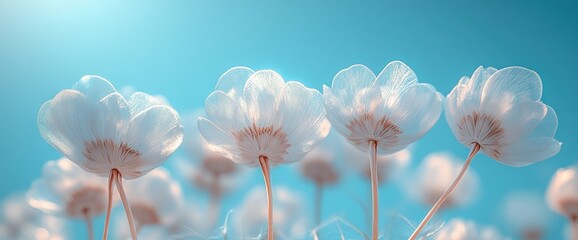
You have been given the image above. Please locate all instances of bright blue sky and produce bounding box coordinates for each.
[1,1,577,239]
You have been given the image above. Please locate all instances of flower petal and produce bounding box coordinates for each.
[215,66,255,99]
[204,90,247,133]
[243,70,285,127]
[125,106,183,177]
[73,75,117,102]
[481,67,543,114]
[127,92,166,116]
[497,137,561,167]
[454,66,497,115]
[38,90,96,160]
[389,83,443,142]
[95,92,131,142]
[500,101,547,144]
[330,64,376,104]
[198,117,239,162]
[323,85,353,138]
[280,81,330,163]
[530,105,558,138]
[374,61,417,99]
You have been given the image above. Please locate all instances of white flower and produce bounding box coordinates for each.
[0,193,68,240]
[445,66,561,166]
[26,158,109,219]
[409,152,479,208]
[198,67,330,166]
[502,191,550,239]
[323,61,443,153]
[114,168,184,238]
[547,166,578,219]
[38,75,183,179]
[436,219,508,240]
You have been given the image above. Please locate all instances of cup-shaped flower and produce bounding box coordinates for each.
[324,61,442,240]
[409,152,479,208]
[198,67,329,239]
[37,75,183,240]
[198,67,330,166]
[547,166,578,219]
[26,158,109,240]
[323,61,443,154]
[38,76,183,179]
[502,191,550,240]
[445,66,561,166]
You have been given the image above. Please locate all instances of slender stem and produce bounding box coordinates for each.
[368,140,379,240]
[102,170,115,240]
[208,178,222,230]
[83,209,94,240]
[259,156,273,240]
[571,216,578,240]
[314,182,323,226]
[113,169,138,240]
[409,143,481,240]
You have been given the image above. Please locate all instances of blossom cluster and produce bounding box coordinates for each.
[0,61,572,240]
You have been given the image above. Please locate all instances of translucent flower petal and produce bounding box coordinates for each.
[204,91,247,133]
[323,85,353,138]
[497,137,561,167]
[124,106,183,178]
[243,70,285,127]
[215,66,255,99]
[197,117,240,163]
[529,105,558,138]
[481,67,543,113]
[331,64,376,104]
[280,81,330,163]
[128,92,167,117]
[374,61,418,105]
[500,101,547,144]
[95,92,131,142]
[73,75,117,102]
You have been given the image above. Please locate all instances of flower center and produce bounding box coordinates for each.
[301,159,338,185]
[66,185,107,218]
[83,139,141,175]
[232,123,290,165]
[131,203,161,226]
[457,112,505,158]
[558,197,578,219]
[346,113,402,149]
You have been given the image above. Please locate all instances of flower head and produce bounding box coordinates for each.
[502,191,550,240]
[26,158,110,219]
[323,61,443,153]
[299,148,339,185]
[547,165,578,219]
[38,76,183,179]
[445,66,561,166]
[408,152,479,208]
[198,67,330,166]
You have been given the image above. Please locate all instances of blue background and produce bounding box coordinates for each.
[1,0,577,239]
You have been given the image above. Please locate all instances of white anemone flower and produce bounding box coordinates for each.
[435,219,508,240]
[324,61,443,239]
[547,165,578,239]
[26,158,109,240]
[37,75,183,240]
[502,191,550,240]
[410,152,479,209]
[412,66,561,238]
[115,168,184,239]
[0,193,68,240]
[198,67,330,239]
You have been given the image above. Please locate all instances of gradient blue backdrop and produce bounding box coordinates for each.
[1,1,577,239]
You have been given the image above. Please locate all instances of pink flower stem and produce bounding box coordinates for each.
[102,170,115,240]
[409,143,481,240]
[83,209,94,240]
[315,181,323,225]
[113,169,138,240]
[368,140,379,240]
[259,156,273,240]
